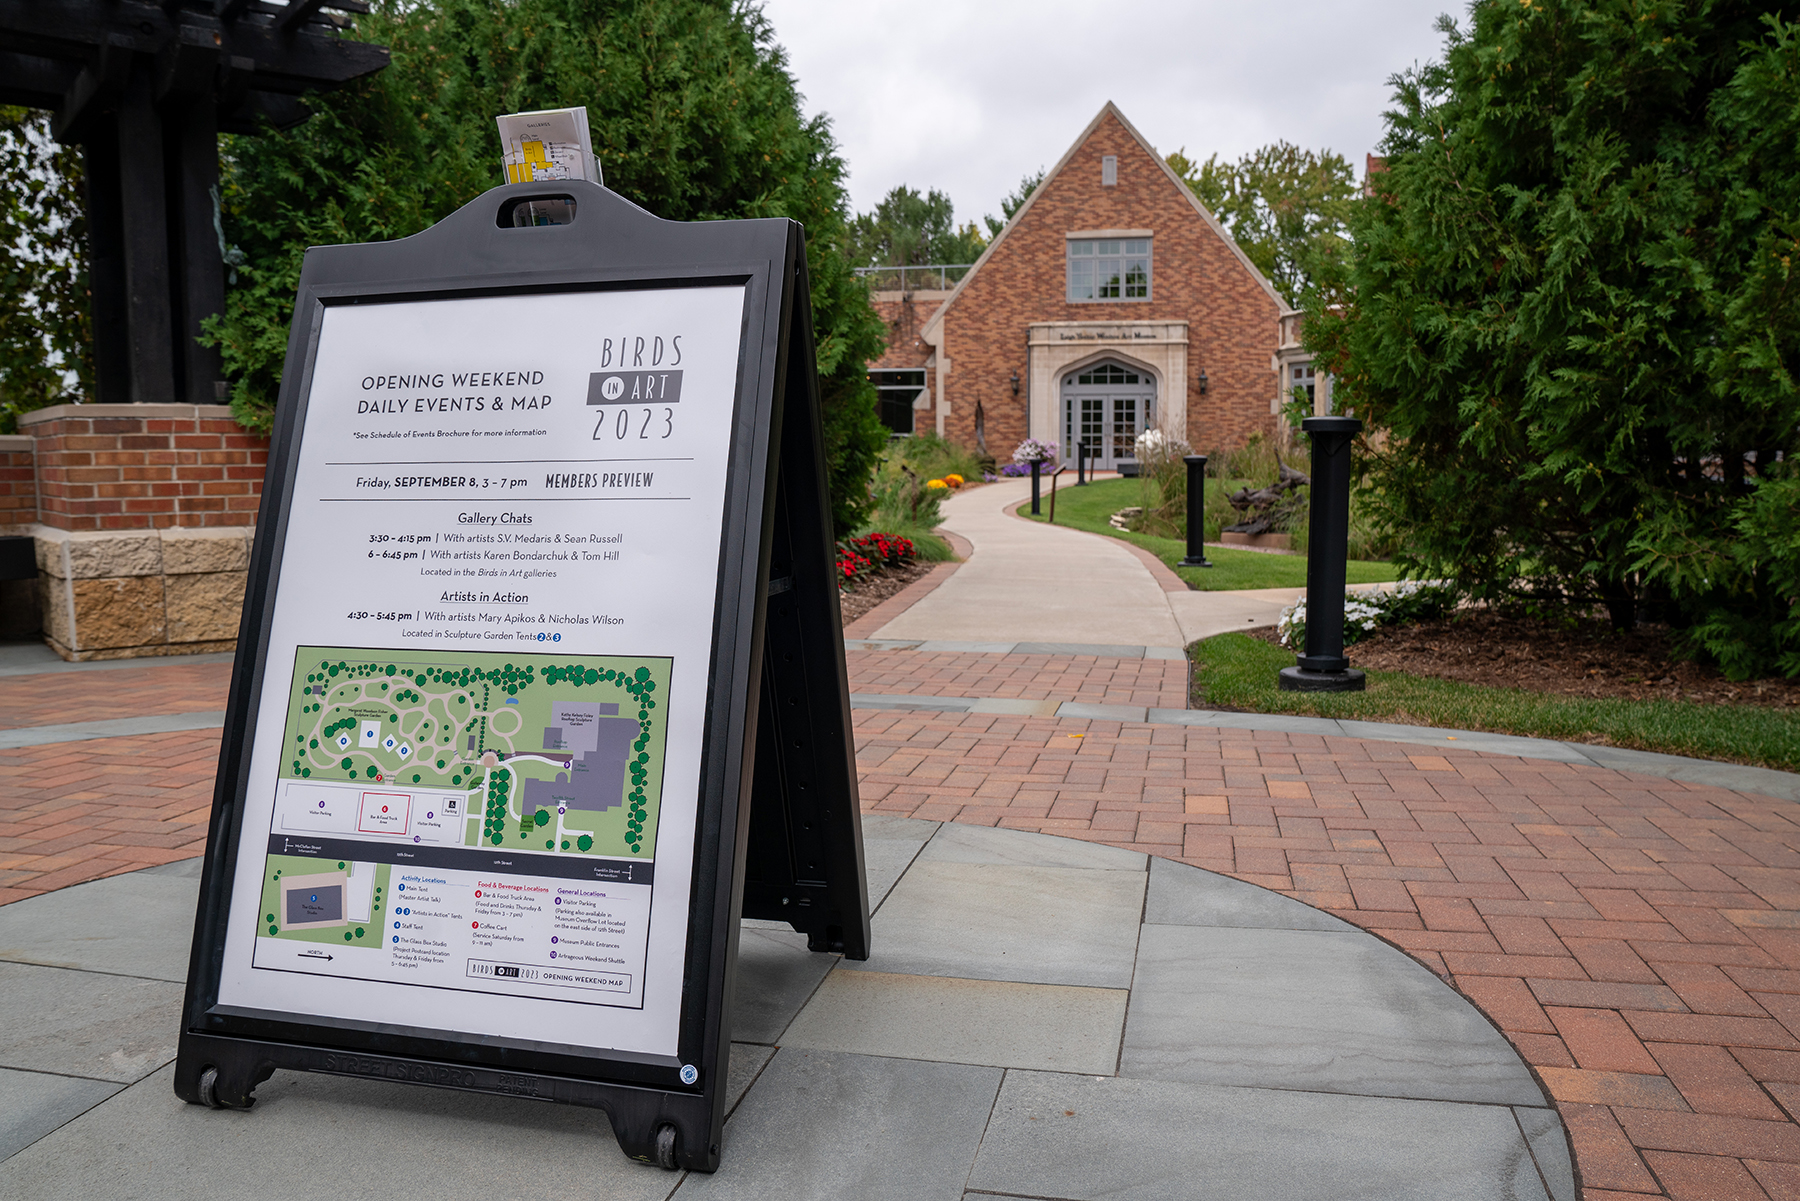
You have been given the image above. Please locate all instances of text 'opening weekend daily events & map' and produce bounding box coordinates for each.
[216,286,746,1059]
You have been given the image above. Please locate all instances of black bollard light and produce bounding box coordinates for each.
[1076,439,1087,486]
[1279,416,1366,692]
[1179,454,1212,567]
[1030,458,1041,515]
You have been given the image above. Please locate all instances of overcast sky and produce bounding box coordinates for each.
[759,0,1458,225]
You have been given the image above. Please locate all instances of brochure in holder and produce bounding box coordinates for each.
[172,178,870,1173]
[498,106,602,186]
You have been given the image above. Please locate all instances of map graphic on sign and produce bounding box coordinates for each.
[255,647,671,954]
[276,646,670,858]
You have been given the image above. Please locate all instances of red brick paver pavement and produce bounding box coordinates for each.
[0,658,231,729]
[848,646,1188,708]
[0,728,218,903]
[6,644,1800,1198]
[854,690,1800,1201]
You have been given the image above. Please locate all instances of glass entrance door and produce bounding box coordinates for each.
[1107,397,1138,466]
[1060,362,1155,471]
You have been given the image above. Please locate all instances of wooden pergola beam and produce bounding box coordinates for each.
[0,0,389,406]
[273,0,326,32]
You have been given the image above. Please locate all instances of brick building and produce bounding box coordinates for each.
[867,102,1294,468]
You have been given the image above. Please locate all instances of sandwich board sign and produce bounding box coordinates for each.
[174,180,871,1173]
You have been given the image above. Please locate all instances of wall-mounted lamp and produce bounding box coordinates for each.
[1009,370,1020,397]
[1196,368,1210,395]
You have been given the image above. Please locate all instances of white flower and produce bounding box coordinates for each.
[1273,580,1455,649]
[1277,599,1307,648]
[1133,427,1191,469]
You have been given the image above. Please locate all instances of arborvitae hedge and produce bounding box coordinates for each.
[1309,2,1800,678]
[209,0,887,534]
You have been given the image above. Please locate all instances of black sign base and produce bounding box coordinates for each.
[174,1032,698,1167]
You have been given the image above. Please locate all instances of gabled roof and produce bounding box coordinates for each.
[921,101,1285,342]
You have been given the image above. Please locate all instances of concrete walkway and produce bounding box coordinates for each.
[874,479,1188,646]
[872,479,1339,645]
[0,820,1573,1200]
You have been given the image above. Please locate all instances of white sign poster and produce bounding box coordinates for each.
[216,286,747,1061]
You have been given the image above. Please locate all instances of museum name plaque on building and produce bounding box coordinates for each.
[175,182,871,1173]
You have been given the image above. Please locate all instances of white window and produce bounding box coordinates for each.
[1068,238,1151,302]
[1102,155,1117,186]
[1291,363,1316,408]
[1287,362,1335,414]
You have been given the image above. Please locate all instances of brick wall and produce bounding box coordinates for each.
[871,291,945,373]
[934,109,1281,457]
[0,435,37,531]
[19,403,268,531]
[870,290,948,438]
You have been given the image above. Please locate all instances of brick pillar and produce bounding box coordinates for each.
[0,434,41,640]
[0,435,38,530]
[18,403,268,661]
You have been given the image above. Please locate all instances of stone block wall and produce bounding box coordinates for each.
[6,404,268,660]
[34,526,254,660]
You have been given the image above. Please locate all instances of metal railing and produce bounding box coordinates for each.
[853,264,975,292]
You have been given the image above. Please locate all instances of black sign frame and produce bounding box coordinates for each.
[174,180,871,1173]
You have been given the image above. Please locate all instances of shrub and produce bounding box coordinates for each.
[1130,428,1192,539]
[1307,3,1800,674]
[845,532,916,569]
[837,532,918,588]
[867,464,944,528]
[836,544,873,586]
[887,432,983,484]
[1277,580,1459,649]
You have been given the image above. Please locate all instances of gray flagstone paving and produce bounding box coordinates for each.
[0,816,1575,1201]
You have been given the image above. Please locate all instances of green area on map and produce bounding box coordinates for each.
[257,855,391,946]
[281,646,671,860]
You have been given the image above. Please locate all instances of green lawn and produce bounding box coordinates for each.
[1024,476,1396,591]
[1192,632,1800,772]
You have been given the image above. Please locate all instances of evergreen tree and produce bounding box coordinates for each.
[1308,2,1800,677]
[0,108,90,432]
[204,0,886,534]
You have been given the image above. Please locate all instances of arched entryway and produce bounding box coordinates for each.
[1059,360,1157,470]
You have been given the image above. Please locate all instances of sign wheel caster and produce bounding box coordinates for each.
[195,1067,226,1109]
[654,1123,678,1170]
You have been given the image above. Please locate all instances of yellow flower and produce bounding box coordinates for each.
[944,474,964,487]
[925,478,949,491]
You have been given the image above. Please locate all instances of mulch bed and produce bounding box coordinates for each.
[838,559,936,628]
[1253,609,1800,709]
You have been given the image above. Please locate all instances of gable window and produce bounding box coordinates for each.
[1067,238,1150,302]
[1101,155,1118,186]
